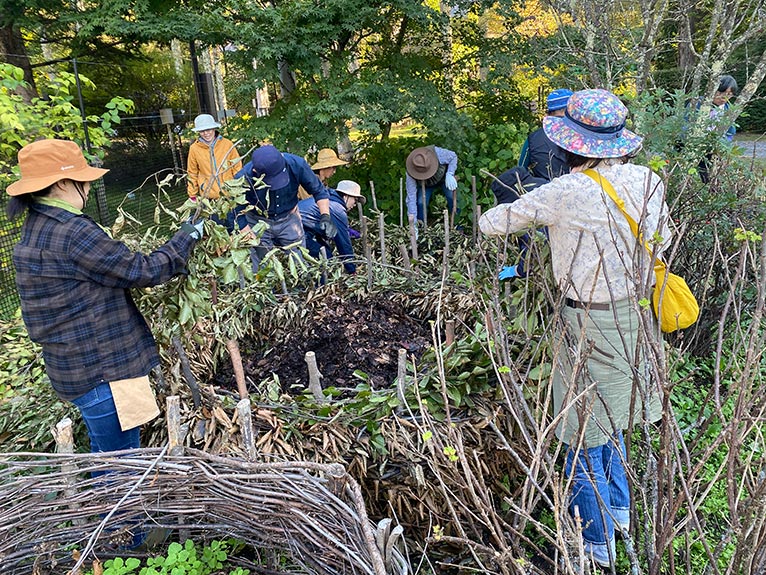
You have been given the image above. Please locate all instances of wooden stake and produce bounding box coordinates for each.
[53,418,80,502]
[408,216,418,260]
[172,336,201,408]
[446,319,455,346]
[396,349,407,410]
[369,180,378,212]
[378,212,387,266]
[398,244,411,275]
[236,398,257,460]
[305,351,326,403]
[421,181,427,228]
[442,209,450,275]
[399,177,403,227]
[225,338,248,400]
[166,395,183,455]
[357,203,368,259]
[471,175,477,245]
[451,187,458,229]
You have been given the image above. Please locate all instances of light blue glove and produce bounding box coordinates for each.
[445,173,458,191]
[498,265,520,280]
[181,219,205,240]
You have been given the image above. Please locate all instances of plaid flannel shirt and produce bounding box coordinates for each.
[13,201,196,400]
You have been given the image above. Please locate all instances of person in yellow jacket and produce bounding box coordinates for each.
[186,114,242,200]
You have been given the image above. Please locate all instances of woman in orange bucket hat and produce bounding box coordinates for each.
[7,139,202,456]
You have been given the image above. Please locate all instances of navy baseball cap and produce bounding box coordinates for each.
[251,145,289,189]
[546,89,573,112]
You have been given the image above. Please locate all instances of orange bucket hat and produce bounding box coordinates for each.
[6,139,109,197]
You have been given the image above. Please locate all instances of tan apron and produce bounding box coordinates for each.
[109,375,160,431]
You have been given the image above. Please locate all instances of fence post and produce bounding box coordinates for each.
[236,398,258,460]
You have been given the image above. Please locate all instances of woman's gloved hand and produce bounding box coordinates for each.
[181,219,205,240]
[445,173,458,191]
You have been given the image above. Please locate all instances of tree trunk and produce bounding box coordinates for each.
[0,24,37,102]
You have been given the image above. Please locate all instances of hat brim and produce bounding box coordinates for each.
[6,165,109,197]
[192,123,221,132]
[311,158,348,170]
[260,169,290,190]
[543,116,643,159]
[406,148,439,180]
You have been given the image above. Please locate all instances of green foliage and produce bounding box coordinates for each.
[86,539,250,575]
[0,313,86,451]
[0,63,134,189]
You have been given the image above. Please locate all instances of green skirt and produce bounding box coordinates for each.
[551,298,662,447]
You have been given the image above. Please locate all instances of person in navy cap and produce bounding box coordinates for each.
[233,145,336,270]
[518,88,573,181]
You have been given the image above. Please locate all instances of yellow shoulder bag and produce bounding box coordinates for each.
[584,170,699,332]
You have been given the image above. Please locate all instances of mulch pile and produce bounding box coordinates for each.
[220,292,432,393]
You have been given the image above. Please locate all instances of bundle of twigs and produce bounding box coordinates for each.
[0,448,406,575]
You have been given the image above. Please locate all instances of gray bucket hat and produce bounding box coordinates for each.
[192,114,221,132]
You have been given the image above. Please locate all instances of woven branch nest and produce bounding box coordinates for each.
[0,448,407,575]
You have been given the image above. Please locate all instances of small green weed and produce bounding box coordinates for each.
[85,539,250,575]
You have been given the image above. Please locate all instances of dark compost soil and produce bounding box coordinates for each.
[218,293,433,393]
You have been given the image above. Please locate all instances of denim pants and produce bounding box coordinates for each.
[247,209,306,271]
[415,183,458,223]
[565,432,630,566]
[71,382,140,454]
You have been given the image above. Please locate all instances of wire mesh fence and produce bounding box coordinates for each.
[0,119,193,321]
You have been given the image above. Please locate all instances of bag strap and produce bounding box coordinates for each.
[583,169,666,272]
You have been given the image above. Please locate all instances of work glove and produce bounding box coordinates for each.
[445,173,458,191]
[348,228,361,240]
[319,213,337,239]
[181,218,205,240]
[498,265,521,280]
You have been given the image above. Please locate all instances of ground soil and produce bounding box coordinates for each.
[218,293,432,393]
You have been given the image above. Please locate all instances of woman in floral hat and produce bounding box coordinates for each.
[480,89,671,567]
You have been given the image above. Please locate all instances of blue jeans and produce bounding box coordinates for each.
[246,209,306,271]
[71,382,141,454]
[415,183,458,223]
[565,432,630,566]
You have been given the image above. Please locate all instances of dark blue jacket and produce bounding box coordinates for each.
[298,189,355,273]
[518,127,569,181]
[233,152,329,228]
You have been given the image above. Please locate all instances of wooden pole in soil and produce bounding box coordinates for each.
[378,212,387,266]
[369,180,378,212]
[396,349,407,410]
[451,187,458,229]
[442,209,450,275]
[53,417,83,524]
[357,203,368,260]
[399,177,403,227]
[408,216,418,260]
[236,398,257,460]
[471,175,477,245]
[398,244,411,275]
[225,338,249,400]
[172,336,201,408]
[305,351,326,403]
[445,319,455,346]
[166,395,183,455]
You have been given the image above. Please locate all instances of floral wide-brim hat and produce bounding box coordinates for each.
[543,89,643,159]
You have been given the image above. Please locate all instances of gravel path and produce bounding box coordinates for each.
[735,137,766,158]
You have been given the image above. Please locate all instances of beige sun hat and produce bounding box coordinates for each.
[312,148,348,171]
[336,180,366,205]
[6,139,109,197]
